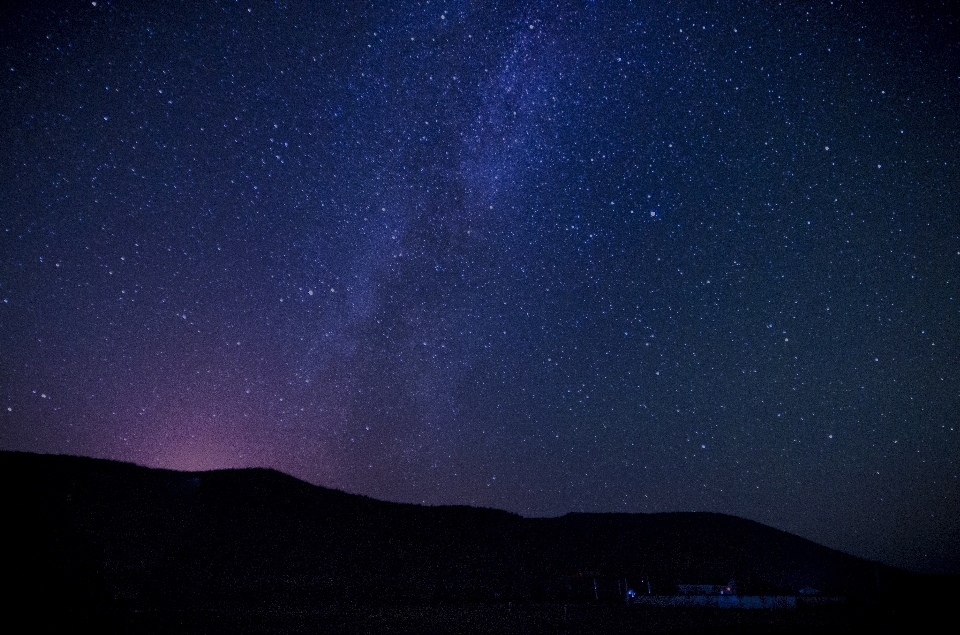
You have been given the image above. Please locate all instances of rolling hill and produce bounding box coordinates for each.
[1,450,952,633]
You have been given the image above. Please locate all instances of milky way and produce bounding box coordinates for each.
[1,1,958,573]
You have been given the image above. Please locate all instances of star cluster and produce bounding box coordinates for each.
[2,1,958,573]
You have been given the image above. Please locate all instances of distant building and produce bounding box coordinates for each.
[678,579,737,596]
[629,577,843,609]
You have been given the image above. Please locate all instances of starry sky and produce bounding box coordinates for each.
[2,1,958,574]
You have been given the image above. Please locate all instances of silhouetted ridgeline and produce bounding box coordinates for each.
[1,451,955,632]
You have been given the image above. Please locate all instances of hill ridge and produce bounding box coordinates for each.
[2,450,952,622]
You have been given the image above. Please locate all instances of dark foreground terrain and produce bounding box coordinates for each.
[2,451,955,633]
[60,602,940,635]
[80,602,949,635]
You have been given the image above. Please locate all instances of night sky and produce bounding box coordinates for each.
[2,1,958,574]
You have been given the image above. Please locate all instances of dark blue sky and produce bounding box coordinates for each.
[2,0,958,574]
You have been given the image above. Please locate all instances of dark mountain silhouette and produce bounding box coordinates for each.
[2,450,954,633]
